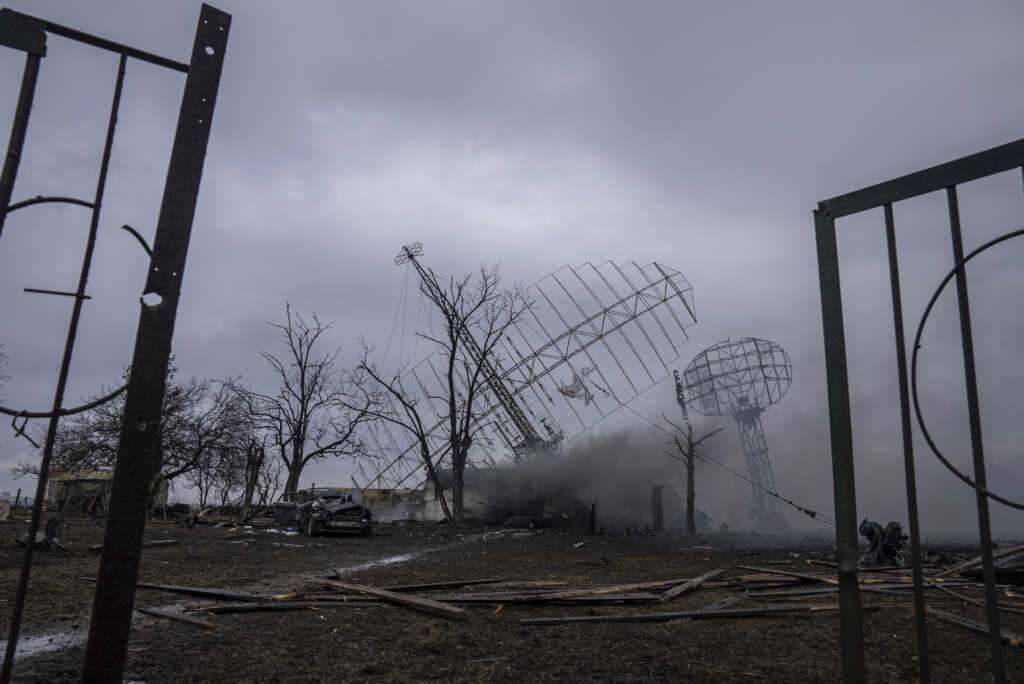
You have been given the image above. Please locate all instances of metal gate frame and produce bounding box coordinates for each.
[815,136,1024,683]
[0,5,230,683]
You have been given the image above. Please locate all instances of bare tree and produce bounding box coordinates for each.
[235,304,374,495]
[11,366,247,501]
[353,265,532,525]
[663,415,722,539]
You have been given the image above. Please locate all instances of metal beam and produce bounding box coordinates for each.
[819,137,1024,219]
[0,8,188,72]
[80,5,229,682]
[814,208,865,683]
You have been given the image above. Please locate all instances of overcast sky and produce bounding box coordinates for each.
[0,1,1022,535]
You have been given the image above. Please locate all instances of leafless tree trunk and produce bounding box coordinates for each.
[234,304,373,496]
[664,417,721,539]
[353,265,532,525]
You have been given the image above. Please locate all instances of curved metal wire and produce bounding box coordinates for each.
[911,227,1024,510]
[7,195,94,212]
[0,382,127,419]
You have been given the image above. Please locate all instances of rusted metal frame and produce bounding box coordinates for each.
[0,51,127,684]
[569,264,638,395]
[549,270,625,403]
[22,287,91,299]
[644,263,695,342]
[533,284,609,419]
[625,262,678,352]
[652,262,697,326]
[0,51,42,241]
[7,195,92,211]
[883,202,930,683]
[1,8,188,73]
[820,137,1024,219]
[608,261,673,375]
[561,265,640,394]
[524,304,590,431]
[946,186,1006,681]
[585,262,654,389]
[814,208,865,683]
[81,7,229,682]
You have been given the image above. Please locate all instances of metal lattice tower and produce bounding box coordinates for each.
[681,337,792,533]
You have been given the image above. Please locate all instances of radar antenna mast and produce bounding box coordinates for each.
[396,242,546,455]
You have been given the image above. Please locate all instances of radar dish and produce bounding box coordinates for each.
[682,337,791,416]
[680,337,792,534]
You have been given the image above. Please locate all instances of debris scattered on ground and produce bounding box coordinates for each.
[90,539,179,553]
[859,519,907,566]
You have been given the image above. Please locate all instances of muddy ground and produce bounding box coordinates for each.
[1,517,1022,683]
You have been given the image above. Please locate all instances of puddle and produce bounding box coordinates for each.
[334,551,421,576]
[0,629,87,660]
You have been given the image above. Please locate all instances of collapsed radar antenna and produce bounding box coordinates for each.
[365,244,699,488]
[681,337,792,534]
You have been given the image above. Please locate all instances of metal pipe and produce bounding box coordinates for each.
[0,52,41,241]
[814,208,865,683]
[0,9,188,73]
[946,186,1005,682]
[883,202,930,683]
[0,52,127,684]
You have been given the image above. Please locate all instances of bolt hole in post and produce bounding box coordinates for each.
[204,45,215,55]
[141,292,162,307]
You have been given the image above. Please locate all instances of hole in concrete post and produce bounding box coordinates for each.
[204,45,215,55]
[141,292,163,307]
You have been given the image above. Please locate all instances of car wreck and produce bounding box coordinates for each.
[273,488,373,537]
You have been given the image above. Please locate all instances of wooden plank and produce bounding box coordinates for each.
[530,578,691,601]
[90,539,180,553]
[80,577,265,602]
[926,607,1024,647]
[925,580,1024,615]
[735,565,838,586]
[197,601,390,614]
[520,604,842,626]
[318,579,467,621]
[379,577,504,592]
[134,606,215,629]
[935,545,1024,578]
[659,569,724,603]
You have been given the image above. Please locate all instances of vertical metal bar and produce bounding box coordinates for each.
[946,186,1005,681]
[883,203,930,683]
[0,53,126,684]
[81,6,229,682]
[814,208,865,683]
[0,52,42,241]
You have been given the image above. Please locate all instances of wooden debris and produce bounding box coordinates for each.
[319,579,467,621]
[80,578,265,602]
[925,580,1024,615]
[90,539,180,553]
[520,604,843,626]
[935,545,1024,578]
[926,607,1024,647]
[532,578,690,601]
[659,568,724,603]
[195,601,390,614]
[134,606,215,629]
[378,577,504,592]
[736,565,838,586]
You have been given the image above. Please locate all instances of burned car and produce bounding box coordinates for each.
[273,487,372,537]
